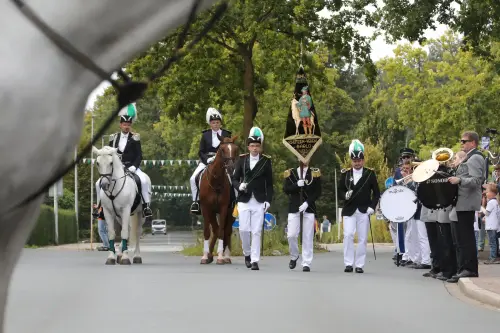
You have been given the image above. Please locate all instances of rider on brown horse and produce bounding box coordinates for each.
[232,127,274,271]
[190,107,232,214]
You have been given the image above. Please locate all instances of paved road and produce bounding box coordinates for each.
[5,248,500,333]
[137,231,197,252]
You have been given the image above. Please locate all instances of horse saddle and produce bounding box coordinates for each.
[126,171,142,215]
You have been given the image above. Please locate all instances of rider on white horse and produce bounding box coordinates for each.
[94,110,152,219]
[190,107,232,214]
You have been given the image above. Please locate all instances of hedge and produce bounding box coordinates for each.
[26,204,78,246]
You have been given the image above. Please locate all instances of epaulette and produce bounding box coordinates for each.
[262,154,271,159]
[132,133,140,141]
[283,169,292,178]
[341,168,351,173]
[312,168,321,178]
[239,153,249,157]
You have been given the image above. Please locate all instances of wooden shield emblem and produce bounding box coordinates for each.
[282,66,322,163]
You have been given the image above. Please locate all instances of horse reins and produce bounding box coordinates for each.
[8,0,228,213]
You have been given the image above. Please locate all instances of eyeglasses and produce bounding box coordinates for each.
[460,139,472,144]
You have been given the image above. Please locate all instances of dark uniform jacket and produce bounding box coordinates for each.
[109,132,142,169]
[232,153,273,204]
[338,167,380,217]
[283,167,321,214]
[199,129,232,165]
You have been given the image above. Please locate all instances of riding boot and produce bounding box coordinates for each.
[190,190,201,215]
[142,203,153,218]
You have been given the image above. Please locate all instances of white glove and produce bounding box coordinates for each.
[264,201,270,211]
[367,207,374,215]
[298,201,308,212]
[239,183,247,191]
[480,206,487,215]
[128,166,137,173]
[297,180,305,187]
[207,157,215,164]
[345,190,353,200]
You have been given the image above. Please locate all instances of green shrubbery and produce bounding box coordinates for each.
[26,205,78,246]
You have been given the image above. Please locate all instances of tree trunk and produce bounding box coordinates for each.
[242,53,258,141]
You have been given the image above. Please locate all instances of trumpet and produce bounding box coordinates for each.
[395,173,413,185]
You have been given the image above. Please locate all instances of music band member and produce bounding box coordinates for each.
[399,162,432,269]
[190,107,232,214]
[232,127,273,271]
[283,160,322,272]
[338,140,380,273]
[446,131,485,282]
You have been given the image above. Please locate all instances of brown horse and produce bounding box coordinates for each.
[199,135,239,264]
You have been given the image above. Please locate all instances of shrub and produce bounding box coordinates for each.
[27,205,78,246]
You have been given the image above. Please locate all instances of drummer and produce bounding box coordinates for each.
[399,161,420,267]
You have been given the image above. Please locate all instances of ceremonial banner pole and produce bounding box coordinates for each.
[283,65,322,244]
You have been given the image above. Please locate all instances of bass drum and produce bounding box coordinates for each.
[417,166,458,210]
[380,185,418,223]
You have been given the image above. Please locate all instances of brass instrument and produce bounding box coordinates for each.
[432,147,454,164]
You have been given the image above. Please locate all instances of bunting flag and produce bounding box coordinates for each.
[151,185,189,192]
[282,65,322,163]
[79,159,199,166]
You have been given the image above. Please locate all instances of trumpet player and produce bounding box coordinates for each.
[338,140,380,273]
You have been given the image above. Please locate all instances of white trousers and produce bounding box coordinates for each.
[414,219,431,265]
[287,212,315,267]
[238,197,264,263]
[402,219,419,262]
[389,221,398,250]
[190,162,206,200]
[96,168,150,203]
[343,209,369,268]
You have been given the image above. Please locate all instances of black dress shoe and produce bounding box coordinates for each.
[437,274,451,281]
[251,262,259,270]
[406,263,418,269]
[355,267,364,273]
[303,266,310,272]
[446,275,460,283]
[423,271,437,278]
[414,264,432,270]
[289,258,298,269]
[457,270,478,278]
[244,256,251,268]
[344,265,353,273]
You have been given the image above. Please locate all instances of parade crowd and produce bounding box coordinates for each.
[93,106,499,282]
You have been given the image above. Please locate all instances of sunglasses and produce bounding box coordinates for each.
[460,139,472,144]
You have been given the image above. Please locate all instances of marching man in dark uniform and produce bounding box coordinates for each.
[283,159,321,271]
[94,107,152,218]
[232,127,273,271]
[338,139,380,273]
[190,107,232,214]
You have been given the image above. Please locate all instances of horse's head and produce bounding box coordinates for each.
[217,135,239,174]
[92,146,118,177]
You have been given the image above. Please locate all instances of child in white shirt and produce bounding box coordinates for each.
[480,183,500,263]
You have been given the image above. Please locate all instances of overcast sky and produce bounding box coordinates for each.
[85,9,449,110]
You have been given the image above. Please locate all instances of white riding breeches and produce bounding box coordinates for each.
[238,197,265,263]
[96,167,150,204]
[287,212,315,267]
[190,162,207,200]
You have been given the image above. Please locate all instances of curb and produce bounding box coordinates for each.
[458,278,500,309]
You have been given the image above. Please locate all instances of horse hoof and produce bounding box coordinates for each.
[133,257,142,264]
[200,259,208,264]
[207,256,214,264]
[216,259,225,265]
[224,258,232,264]
[117,255,122,262]
[105,258,116,265]
[120,258,131,265]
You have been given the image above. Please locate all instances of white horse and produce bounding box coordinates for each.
[0,0,220,331]
[93,146,149,265]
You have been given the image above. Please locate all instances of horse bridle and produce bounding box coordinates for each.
[9,0,228,212]
[205,142,237,191]
[97,156,129,218]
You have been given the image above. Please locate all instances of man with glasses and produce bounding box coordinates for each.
[446,131,486,283]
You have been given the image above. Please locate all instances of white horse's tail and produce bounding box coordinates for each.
[130,213,139,246]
